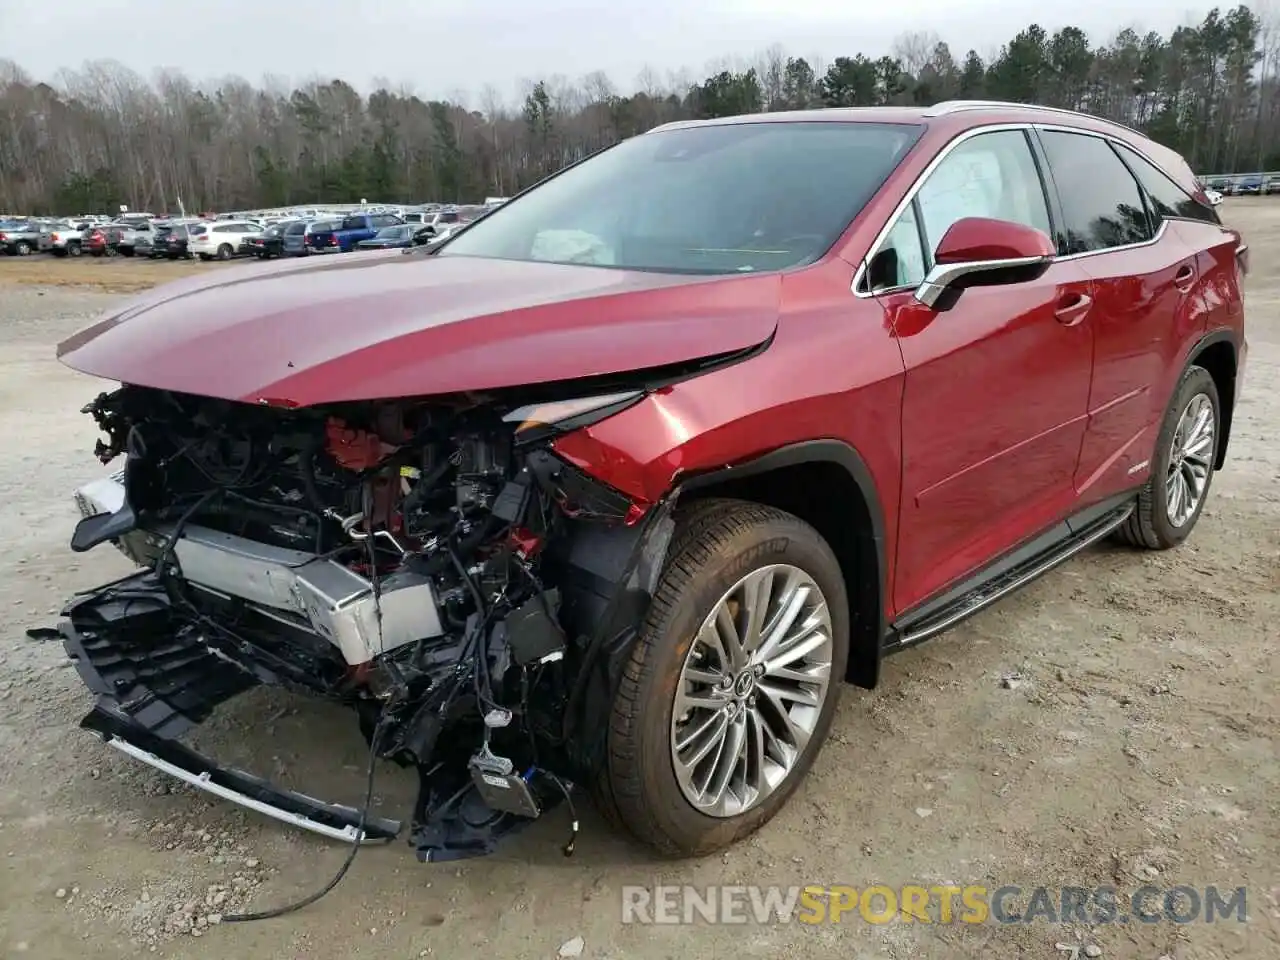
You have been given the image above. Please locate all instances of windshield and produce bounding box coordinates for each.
[439,121,921,273]
[377,226,409,239]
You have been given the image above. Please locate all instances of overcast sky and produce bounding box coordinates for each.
[0,0,1212,105]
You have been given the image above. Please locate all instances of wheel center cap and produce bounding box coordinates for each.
[734,671,756,698]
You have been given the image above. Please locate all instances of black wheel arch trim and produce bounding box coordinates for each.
[1185,327,1240,470]
[674,438,888,688]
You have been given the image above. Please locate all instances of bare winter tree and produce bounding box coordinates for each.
[1,5,1276,214]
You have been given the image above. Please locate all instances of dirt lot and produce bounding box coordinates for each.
[0,205,1276,960]
[0,255,231,293]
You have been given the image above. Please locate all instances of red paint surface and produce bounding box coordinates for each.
[58,105,1247,625]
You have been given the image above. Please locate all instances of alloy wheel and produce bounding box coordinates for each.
[670,563,833,819]
[1166,392,1215,528]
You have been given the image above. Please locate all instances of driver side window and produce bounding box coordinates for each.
[866,129,1052,293]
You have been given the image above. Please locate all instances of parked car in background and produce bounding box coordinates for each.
[247,221,304,258]
[50,221,91,256]
[354,224,429,250]
[1207,177,1231,195]
[0,220,53,255]
[280,220,313,257]
[301,220,339,254]
[1236,175,1263,195]
[83,226,123,257]
[107,220,155,257]
[1265,177,1280,195]
[189,220,265,260]
[307,212,404,253]
[156,222,206,259]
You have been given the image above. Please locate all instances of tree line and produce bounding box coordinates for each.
[1,3,1277,215]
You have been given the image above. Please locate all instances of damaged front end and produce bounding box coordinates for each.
[56,383,676,862]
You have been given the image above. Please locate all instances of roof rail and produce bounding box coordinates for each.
[923,99,1143,136]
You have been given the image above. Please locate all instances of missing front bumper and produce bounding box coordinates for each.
[54,572,557,860]
[58,580,401,843]
[83,707,401,843]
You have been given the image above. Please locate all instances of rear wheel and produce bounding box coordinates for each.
[216,244,233,261]
[1115,365,1219,550]
[14,240,31,256]
[598,499,849,857]
[67,241,82,257]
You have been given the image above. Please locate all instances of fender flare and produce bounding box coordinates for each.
[1185,328,1240,469]
[675,438,889,687]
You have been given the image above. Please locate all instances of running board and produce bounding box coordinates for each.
[886,501,1134,651]
[82,707,401,844]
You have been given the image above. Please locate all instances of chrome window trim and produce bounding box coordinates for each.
[1034,124,1170,261]
[853,123,1036,298]
[853,121,1175,299]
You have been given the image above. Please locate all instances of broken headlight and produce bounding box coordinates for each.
[502,391,644,446]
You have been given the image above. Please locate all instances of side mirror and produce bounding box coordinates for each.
[914,217,1055,309]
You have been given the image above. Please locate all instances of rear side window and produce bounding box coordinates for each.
[1112,143,1220,225]
[341,216,367,231]
[1039,130,1151,254]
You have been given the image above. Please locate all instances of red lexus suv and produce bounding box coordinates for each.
[54,100,1247,867]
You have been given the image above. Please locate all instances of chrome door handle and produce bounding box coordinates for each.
[1054,293,1092,326]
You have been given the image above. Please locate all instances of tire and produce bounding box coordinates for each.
[597,498,850,857]
[1115,365,1220,550]
[216,244,233,261]
[105,245,118,258]
[68,241,82,257]
[14,240,31,256]
[119,246,134,257]
[52,248,68,258]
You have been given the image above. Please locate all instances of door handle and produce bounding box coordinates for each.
[1174,264,1196,292]
[1054,293,1092,326]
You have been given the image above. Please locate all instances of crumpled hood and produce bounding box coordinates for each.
[57,251,781,406]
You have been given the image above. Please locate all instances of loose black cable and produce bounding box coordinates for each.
[222,720,389,923]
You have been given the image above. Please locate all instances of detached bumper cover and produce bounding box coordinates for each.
[58,579,401,843]
[82,707,400,843]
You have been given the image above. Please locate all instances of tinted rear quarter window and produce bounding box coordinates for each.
[1113,143,1220,225]
[1039,130,1151,254]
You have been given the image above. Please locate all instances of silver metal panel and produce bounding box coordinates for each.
[70,473,445,664]
[74,471,127,518]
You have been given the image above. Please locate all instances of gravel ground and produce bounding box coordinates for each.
[0,203,1277,960]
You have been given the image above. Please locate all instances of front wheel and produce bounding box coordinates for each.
[67,241,82,257]
[598,499,849,857]
[1115,365,1220,550]
[14,240,31,256]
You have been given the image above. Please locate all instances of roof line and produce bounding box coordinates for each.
[922,100,1143,136]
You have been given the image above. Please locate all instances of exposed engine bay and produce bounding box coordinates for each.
[53,382,678,864]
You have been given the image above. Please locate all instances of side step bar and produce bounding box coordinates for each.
[886,500,1134,652]
[83,707,402,844]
